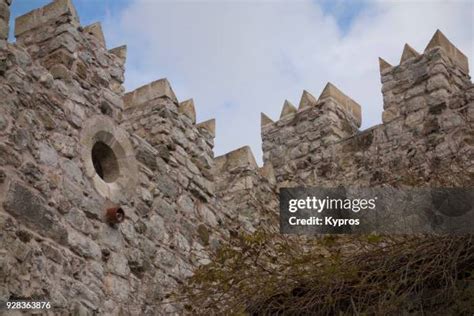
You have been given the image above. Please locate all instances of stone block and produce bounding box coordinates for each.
[196,118,215,138]
[259,163,276,185]
[49,63,72,80]
[379,57,392,75]
[42,48,75,69]
[15,0,79,38]
[3,182,68,244]
[107,252,130,277]
[427,73,450,92]
[0,2,10,21]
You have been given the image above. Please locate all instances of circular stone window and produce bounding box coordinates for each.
[91,141,120,183]
[81,116,138,201]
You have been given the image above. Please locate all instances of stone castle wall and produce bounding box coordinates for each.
[0,0,472,315]
[262,35,473,188]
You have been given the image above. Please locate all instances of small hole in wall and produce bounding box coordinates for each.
[91,141,120,183]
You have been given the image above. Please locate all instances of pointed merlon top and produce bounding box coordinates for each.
[280,100,297,118]
[123,78,178,108]
[84,22,106,47]
[109,45,127,66]
[298,90,318,110]
[15,0,79,38]
[424,29,469,74]
[261,112,274,127]
[318,82,362,127]
[196,118,215,138]
[214,146,258,173]
[179,99,196,124]
[400,44,420,63]
[379,57,392,73]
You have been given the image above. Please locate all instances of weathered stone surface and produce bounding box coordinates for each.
[109,45,127,62]
[318,82,362,127]
[15,0,79,38]
[298,89,318,109]
[196,118,215,138]
[67,229,101,259]
[215,146,258,172]
[379,57,392,73]
[263,37,472,189]
[425,29,469,74]
[400,43,420,63]
[261,112,274,127]
[124,78,178,107]
[0,0,472,313]
[83,22,106,47]
[3,182,68,244]
[280,100,296,118]
[179,99,196,123]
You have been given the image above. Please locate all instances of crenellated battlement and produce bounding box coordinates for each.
[0,1,472,314]
[262,81,361,133]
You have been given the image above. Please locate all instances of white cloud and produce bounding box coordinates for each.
[103,0,473,164]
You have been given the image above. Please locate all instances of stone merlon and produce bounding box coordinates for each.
[261,112,274,127]
[196,118,215,138]
[280,100,297,118]
[378,57,392,74]
[400,43,420,63]
[0,0,11,42]
[15,0,79,38]
[215,146,258,173]
[318,82,362,127]
[84,22,106,47]
[123,78,178,108]
[298,89,318,110]
[179,99,197,124]
[109,45,127,66]
[424,29,469,74]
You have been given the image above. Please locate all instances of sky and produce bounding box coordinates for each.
[10,0,474,164]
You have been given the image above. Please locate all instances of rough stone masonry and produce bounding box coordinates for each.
[0,0,472,315]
